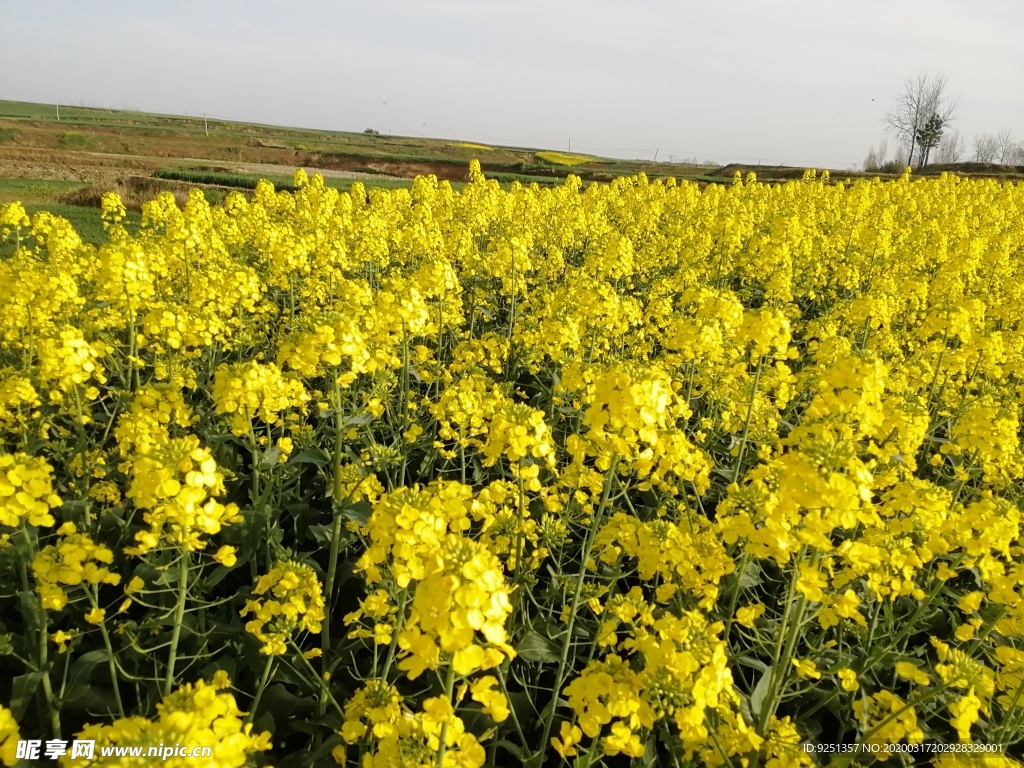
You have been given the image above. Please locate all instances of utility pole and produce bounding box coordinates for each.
[568,139,571,152]
[653,148,659,162]
[56,103,60,121]
[204,114,209,137]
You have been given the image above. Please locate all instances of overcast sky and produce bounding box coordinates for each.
[3,1,1023,168]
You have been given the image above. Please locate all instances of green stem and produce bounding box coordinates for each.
[332,373,344,501]
[513,464,527,588]
[761,595,808,730]
[163,547,190,697]
[318,511,344,722]
[247,420,262,503]
[495,662,529,752]
[128,319,140,391]
[925,329,949,415]
[435,664,458,768]
[246,420,269,571]
[733,355,764,484]
[89,587,125,718]
[994,671,1024,749]
[290,640,346,717]
[20,523,61,737]
[379,589,409,683]
[723,549,751,641]
[399,334,411,487]
[247,655,276,725]
[756,548,808,735]
[38,611,60,737]
[963,605,1005,657]
[535,461,617,760]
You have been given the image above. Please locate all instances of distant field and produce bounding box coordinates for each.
[2,98,1021,226]
[0,99,733,207]
[151,167,440,194]
[0,177,89,204]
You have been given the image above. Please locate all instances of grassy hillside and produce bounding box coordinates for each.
[3,98,1021,227]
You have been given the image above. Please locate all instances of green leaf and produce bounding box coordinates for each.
[642,731,660,767]
[243,504,273,555]
[504,690,538,727]
[734,655,769,674]
[341,501,372,527]
[493,740,531,761]
[60,499,90,515]
[10,672,45,720]
[262,682,317,721]
[737,560,763,590]
[749,666,774,722]
[18,591,44,632]
[258,446,282,469]
[63,649,109,704]
[517,630,561,663]
[203,563,235,589]
[254,711,276,736]
[289,448,331,467]
[309,524,334,547]
[201,656,238,685]
[342,413,373,427]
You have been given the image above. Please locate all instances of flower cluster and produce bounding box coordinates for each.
[242,560,326,655]
[0,704,19,767]
[60,672,272,767]
[0,452,62,528]
[348,696,485,768]
[121,435,242,555]
[396,533,516,678]
[212,360,309,436]
[32,524,121,611]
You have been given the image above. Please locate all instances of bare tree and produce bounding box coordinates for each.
[994,129,1017,164]
[1006,141,1024,166]
[863,139,889,171]
[974,133,999,163]
[885,71,960,168]
[971,131,1024,165]
[935,130,966,163]
[862,139,906,173]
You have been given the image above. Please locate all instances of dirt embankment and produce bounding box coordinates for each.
[58,175,213,210]
[0,146,153,185]
[1,146,405,182]
[304,152,469,182]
